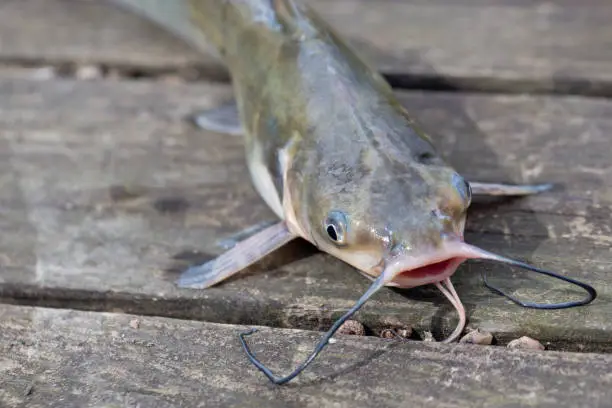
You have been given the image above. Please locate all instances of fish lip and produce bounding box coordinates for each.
[387,257,466,288]
[374,241,479,288]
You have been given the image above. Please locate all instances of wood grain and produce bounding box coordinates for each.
[1,0,612,93]
[0,77,610,350]
[2,305,612,408]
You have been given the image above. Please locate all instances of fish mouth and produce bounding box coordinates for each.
[390,257,466,288]
[374,241,484,343]
[379,241,484,288]
[385,256,466,288]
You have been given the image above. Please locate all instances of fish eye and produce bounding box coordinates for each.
[327,224,340,241]
[324,210,347,245]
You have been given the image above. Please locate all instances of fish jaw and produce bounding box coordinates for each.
[374,241,486,288]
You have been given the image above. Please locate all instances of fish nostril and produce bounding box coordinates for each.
[451,173,471,204]
[464,180,472,204]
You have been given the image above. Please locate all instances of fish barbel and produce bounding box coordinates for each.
[108,0,596,384]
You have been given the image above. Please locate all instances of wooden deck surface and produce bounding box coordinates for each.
[3,305,612,408]
[0,0,611,407]
[3,0,612,93]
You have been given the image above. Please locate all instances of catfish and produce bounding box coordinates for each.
[108,0,596,384]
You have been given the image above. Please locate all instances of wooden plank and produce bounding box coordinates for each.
[2,305,612,408]
[315,0,612,94]
[1,0,612,94]
[0,0,205,69]
[0,76,611,351]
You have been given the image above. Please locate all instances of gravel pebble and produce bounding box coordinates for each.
[337,320,365,336]
[129,319,140,329]
[507,336,545,350]
[459,328,494,345]
[380,328,411,339]
[75,65,103,80]
[422,331,436,342]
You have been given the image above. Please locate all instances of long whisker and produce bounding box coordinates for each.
[464,246,597,309]
[435,278,466,343]
[239,271,389,385]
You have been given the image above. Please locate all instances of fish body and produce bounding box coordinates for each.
[113,0,472,287]
[107,0,596,384]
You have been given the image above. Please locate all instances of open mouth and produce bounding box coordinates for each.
[383,253,470,344]
[399,258,456,279]
[389,256,467,288]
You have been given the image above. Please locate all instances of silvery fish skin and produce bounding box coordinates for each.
[108,0,595,384]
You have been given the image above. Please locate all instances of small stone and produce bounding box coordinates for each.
[337,320,365,336]
[422,331,436,342]
[395,327,411,338]
[507,336,545,350]
[380,328,411,340]
[380,329,395,339]
[459,328,494,345]
[75,65,102,80]
[378,316,412,339]
[129,319,140,329]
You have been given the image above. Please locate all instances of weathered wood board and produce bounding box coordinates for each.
[2,0,612,93]
[0,76,610,350]
[2,305,612,408]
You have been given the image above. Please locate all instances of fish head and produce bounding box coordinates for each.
[300,152,484,288]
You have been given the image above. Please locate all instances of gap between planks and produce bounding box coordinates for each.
[3,60,612,100]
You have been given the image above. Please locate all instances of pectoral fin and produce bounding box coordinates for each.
[176,221,296,289]
[191,101,242,136]
[469,181,553,196]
